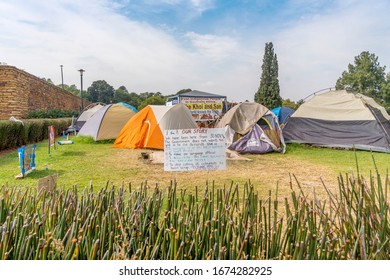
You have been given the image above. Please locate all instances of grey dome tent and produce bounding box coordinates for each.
[283,90,390,153]
[78,103,137,141]
[215,102,286,154]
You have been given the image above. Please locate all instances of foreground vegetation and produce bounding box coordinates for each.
[0,164,388,260]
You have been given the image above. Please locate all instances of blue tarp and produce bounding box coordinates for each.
[271,107,295,125]
[117,102,138,113]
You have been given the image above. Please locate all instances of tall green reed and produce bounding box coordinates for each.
[0,167,388,260]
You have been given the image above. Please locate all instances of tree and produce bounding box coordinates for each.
[254,42,282,109]
[176,88,192,95]
[42,78,54,84]
[139,92,163,101]
[112,86,142,108]
[335,51,386,102]
[60,84,80,96]
[87,80,115,103]
[381,73,390,112]
[138,95,166,110]
[282,98,299,110]
[113,86,130,103]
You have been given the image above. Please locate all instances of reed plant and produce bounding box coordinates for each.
[0,165,388,260]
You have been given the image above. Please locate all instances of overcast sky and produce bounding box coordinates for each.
[1,0,389,102]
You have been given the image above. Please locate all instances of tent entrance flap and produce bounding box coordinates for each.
[264,129,281,148]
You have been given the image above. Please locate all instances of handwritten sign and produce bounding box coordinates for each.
[164,128,226,171]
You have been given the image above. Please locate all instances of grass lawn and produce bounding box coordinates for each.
[1,135,389,200]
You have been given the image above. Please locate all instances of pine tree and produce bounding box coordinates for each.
[254,42,282,109]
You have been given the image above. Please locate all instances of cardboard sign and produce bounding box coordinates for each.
[37,174,58,192]
[164,128,226,171]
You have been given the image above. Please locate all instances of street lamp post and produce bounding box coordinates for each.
[78,69,85,110]
[60,65,64,89]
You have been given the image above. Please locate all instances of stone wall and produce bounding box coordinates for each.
[0,65,89,119]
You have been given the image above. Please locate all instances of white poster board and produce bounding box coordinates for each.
[164,128,226,171]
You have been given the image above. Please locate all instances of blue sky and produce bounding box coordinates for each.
[1,0,390,102]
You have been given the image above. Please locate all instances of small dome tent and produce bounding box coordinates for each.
[113,104,198,150]
[215,102,286,154]
[77,103,137,141]
[283,90,390,153]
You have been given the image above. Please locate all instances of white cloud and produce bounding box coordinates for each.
[0,0,196,93]
[271,0,390,101]
[189,0,215,13]
[185,32,239,61]
[0,0,256,100]
[1,0,389,103]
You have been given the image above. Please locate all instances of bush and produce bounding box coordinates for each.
[0,118,72,151]
[27,109,79,119]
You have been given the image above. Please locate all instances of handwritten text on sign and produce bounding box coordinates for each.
[164,128,226,171]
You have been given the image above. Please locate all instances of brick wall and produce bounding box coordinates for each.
[0,65,89,119]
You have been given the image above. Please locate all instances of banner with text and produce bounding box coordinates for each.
[164,128,226,171]
[181,97,224,121]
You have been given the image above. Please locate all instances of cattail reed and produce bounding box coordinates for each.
[0,167,389,260]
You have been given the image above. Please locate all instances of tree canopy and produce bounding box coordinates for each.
[138,95,166,110]
[87,80,115,104]
[254,42,282,109]
[62,84,80,96]
[336,51,390,111]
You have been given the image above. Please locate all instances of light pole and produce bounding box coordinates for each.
[60,65,64,89]
[78,69,85,110]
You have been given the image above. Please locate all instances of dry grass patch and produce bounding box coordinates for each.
[1,138,387,206]
[105,147,338,201]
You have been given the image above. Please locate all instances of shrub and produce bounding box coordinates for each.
[27,109,79,119]
[0,118,72,151]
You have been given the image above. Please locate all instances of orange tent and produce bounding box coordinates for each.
[113,104,198,149]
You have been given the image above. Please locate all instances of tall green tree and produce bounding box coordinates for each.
[335,51,386,102]
[254,42,282,109]
[87,80,115,103]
